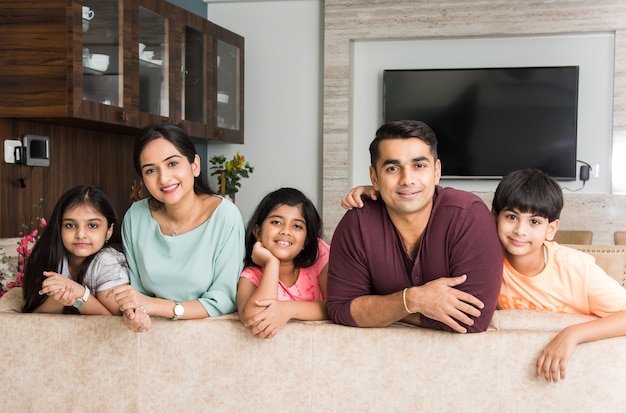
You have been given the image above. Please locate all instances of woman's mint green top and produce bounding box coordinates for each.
[122,196,244,316]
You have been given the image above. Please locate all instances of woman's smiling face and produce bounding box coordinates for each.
[139,137,200,205]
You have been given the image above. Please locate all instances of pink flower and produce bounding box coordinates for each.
[2,208,46,295]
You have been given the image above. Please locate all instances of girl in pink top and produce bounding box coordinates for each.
[237,188,329,339]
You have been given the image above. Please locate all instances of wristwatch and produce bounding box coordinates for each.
[72,286,90,308]
[172,301,184,320]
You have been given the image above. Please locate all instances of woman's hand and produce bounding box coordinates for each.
[110,284,145,314]
[122,306,152,333]
[242,299,291,339]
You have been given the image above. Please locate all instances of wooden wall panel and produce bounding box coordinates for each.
[0,119,136,238]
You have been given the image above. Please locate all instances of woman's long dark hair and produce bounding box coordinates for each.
[244,188,323,269]
[133,123,215,210]
[22,185,124,313]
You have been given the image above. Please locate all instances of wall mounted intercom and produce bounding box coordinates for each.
[3,135,50,167]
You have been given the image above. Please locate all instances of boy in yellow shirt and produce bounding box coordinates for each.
[492,168,626,383]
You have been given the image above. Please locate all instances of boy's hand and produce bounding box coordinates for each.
[341,185,378,210]
[536,327,579,383]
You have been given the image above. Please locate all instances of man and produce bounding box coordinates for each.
[327,120,503,333]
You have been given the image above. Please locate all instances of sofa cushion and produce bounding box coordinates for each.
[0,287,22,312]
[490,309,596,331]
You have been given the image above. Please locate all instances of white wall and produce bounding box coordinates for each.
[352,33,615,194]
[204,1,625,240]
[204,0,323,225]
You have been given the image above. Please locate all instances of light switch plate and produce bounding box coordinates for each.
[4,139,22,164]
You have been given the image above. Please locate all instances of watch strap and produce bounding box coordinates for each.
[72,285,90,308]
[81,285,90,303]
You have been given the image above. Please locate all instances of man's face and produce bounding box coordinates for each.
[369,138,441,220]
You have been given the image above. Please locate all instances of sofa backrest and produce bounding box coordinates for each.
[554,230,593,244]
[565,244,626,287]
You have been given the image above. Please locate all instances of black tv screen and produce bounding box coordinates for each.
[383,66,579,180]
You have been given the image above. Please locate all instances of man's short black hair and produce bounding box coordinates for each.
[369,120,438,168]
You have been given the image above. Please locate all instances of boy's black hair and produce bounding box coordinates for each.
[492,168,563,222]
[244,188,323,268]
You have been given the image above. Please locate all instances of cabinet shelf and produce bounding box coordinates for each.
[0,0,244,143]
[83,67,108,75]
[139,58,163,66]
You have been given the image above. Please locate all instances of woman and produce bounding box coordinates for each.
[112,123,245,332]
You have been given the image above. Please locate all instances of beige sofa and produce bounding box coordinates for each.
[1,245,626,413]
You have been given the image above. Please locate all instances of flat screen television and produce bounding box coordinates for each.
[383,66,579,180]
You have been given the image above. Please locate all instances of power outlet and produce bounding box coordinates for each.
[4,139,22,164]
[593,164,600,179]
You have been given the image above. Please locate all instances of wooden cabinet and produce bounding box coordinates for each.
[0,0,244,142]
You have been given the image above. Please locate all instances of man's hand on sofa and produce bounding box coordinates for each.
[404,275,483,333]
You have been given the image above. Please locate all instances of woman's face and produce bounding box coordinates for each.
[138,138,200,206]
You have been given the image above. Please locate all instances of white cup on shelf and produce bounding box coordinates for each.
[217,92,229,104]
[82,6,94,21]
[84,53,110,72]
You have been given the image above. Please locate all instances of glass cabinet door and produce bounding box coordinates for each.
[138,6,168,117]
[214,24,244,143]
[183,26,206,124]
[216,40,240,132]
[82,1,122,107]
[179,11,209,139]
